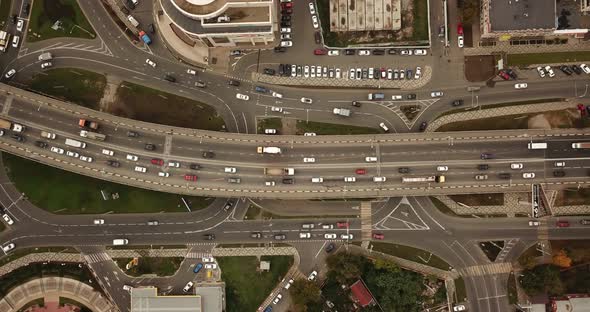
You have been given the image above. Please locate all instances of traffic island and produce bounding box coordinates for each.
[114,257,183,277]
[27,0,96,42]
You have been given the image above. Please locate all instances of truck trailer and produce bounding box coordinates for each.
[0,31,9,52]
[401,176,445,183]
[333,108,351,117]
[80,130,106,141]
[257,146,281,154]
[572,142,590,149]
[65,138,87,149]
[78,119,99,130]
[264,168,295,176]
[0,118,24,132]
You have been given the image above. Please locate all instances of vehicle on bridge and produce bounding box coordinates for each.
[402,176,445,183]
[572,142,590,149]
[65,138,86,149]
[264,168,295,176]
[78,119,99,130]
[257,146,281,154]
[79,130,106,141]
[0,118,25,132]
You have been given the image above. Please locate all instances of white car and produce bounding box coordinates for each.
[458,35,464,48]
[324,233,337,239]
[328,50,339,56]
[182,281,194,292]
[379,122,389,132]
[264,129,277,134]
[373,176,386,182]
[299,232,311,239]
[581,64,590,74]
[311,177,324,183]
[236,93,249,101]
[544,65,555,78]
[186,69,197,75]
[349,68,355,79]
[511,163,523,170]
[304,66,310,78]
[271,106,283,113]
[145,58,156,68]
[11,36,19,48]
[453,305,466,312]
[204,263,217,269]
[528,220,540,227]
[536,66,546,78]
[514,83,528,89]
[79,155,93,163]
[123,285,133,291]
[365,156,377,162]
[265,181,275,186]
[431,91,444,98]
[303,157,316,163]
[2,214,14,225]
[93,219,104,225]
[102,149,114,156]
[280,27,292,33]
[344,177,356,182]
[134,166,147,173]
[523,172,535,179]
[168,161,180,168]
[66,151,79,158]
[16,19,24,32]
[201,256,215,263]
[51,147,64,154]
[322,224,334,229]
[158,172,170,177]
[284,279,294,289]
[335,68,341,78]
[280,40,293,47]
[308,2,316,14]
[271,92,283,98]
[555,161,565,167]
[280,33,292,40]
[126,154,139,161]
[414,49,427,55]
[4,69,16,79]
[437,165,449,172]
[414,67,422,79]
[41,62,52,69]
[340,233,353,240]
[304,132,316,136]
[358,50,371,56]
[307,270,318,281]
[400,49,413,56]
[310,66,316,78]
[2,243,15,253]
[312,15,319,29]
[301,97,313,104]
[272,294,283,304]
[224,167,237,173]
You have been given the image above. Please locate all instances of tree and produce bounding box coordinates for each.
[520,264,564,296]
[461,0,480,24]
[326,253,362,283]
[374,258,400,272]
[519,254,537,270]
[553,249,572,268]
[289,279,321,310]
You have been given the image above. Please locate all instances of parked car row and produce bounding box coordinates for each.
[537,64,590,78]
[273,63,423,81]
[278,1,294,48]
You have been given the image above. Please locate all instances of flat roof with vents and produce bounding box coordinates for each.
[489,0,555,31]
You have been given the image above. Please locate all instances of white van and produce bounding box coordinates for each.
[365,156,377,162]
[528,142,547,149]
[113,239,129,245]
[391,95,403,101]
[311,177,323,183]
[302,223,315,229]
[373,176,386,182]
[127,15,139,27]
[102,149,114,156]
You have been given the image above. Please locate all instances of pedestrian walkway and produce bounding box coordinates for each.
[83,252,112,264]
[458,262,512,277]
[360,201,372,241]
[186,251,213,259]
[495,239,518,263]
[433,194,530,216]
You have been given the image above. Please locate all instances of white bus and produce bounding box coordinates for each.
[528,142,547,150]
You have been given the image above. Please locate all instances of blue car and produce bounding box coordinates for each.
[263,306,272,312]
[193,263,203,273]
[255,86,268,93]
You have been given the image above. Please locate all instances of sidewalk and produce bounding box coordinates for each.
[250,199,361,217]
[465,37,590,56]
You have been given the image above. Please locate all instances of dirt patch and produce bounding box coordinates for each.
[464,55,495,82]
[527,114,551,129]
[449,193,504,206]
[98,76,122,113]
[555,187,590,206]
[281,118,298,135]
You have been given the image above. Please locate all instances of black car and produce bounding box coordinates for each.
[282,178,294,184]
[263,68,276,75]
[419,121,427,132]
[190,163,202,170]
[223,200,234,211]
[11,14,17,24]
[281,15,291,22]
[280,21,291,27]
[478,164,489,170]
[274,234,287,240]
[373,49,385,55]
[452,99,464,106]
[107,160,121,168]
[228,79,240,86]
[559,65,573,75]
[373,68,380,79]
[202,151,215,158]
[406,69,413,80]
[127,130,139,137]
[35,141,48,148]
[314,32,321,44]
[325,243,335,253]
[281,8,293,14]
[505,68,518,79]
[251,232,262,239]
[274,46,286,53]
[278,64,285,76]
[145,143,155,151]
[480,153,492,160]
[351,101,361,107]
[406,94,417,100]
[388,49,397,55]
[203,234,215,240]
[498,173,511,179]
[571,65,583,75]
[126,0,136,9]
[148,23,156,34]
[121,6,130,15]
[398,167,410,173]
[553,170,566,177]
[11,133,24,142]
[23,3,30,14]
[164,74,176,82]
[345,49,355,55]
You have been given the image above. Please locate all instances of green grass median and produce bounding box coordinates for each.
[115,257,183,277]
[2,153,214,214]
[296,120,381,135]
[370,242,451,271]
[27,0,96,42]
[30,68,106,109]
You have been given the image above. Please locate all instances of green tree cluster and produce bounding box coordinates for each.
[289,279,321,311]
[520,264,564,296]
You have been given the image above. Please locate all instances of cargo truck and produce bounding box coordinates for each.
[0,31,9,52]
[65,138,87,149]
[0,118,24,132]
[41,131,56,139]
[38,52,52,61]
[257,146,281,154]
[138,31,151,45]
[368,93,385,100]
[527,142,547,150]
[264,168,295,176]
[333,108,351,117]
[78,119,99,130]
[572,142,590,149]
[401,176,445,183]
[80,130,106,141]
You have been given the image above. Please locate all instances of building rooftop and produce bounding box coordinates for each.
[194,285,224,312]
[350,280,375,307]
[489,0,555,32]
[553,296,590,312]
[130,287,202,312]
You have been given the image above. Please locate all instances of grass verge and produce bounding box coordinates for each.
[296,120,381,135]
[554,187,590,206]
[244,204,355,220]
[115,257,183,277]
[115,82,226,131]
[507,51,590,67]
[257,118,282,134]
[435,98,563,120]
[0,247,78,267]
[411,0,429,41]
[454,277,467,302]
[449,193,504,206]
[0,220,5,232]
[217,255,293,312]
[507,272,517,304]
[479,241,504,262]
[429,196,460,217]
[370,242,451,271]
[29,68,106,109]
[3,153,214,214]
[0,0,11,29]
[27,0,96,42]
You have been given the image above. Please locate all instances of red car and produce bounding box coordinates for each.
[457,22,464,35]
[151,158,164,166]
[281,2,292,9]
[556,220,570,227]
[184,174,198,182]
[314,48,327,55]
[372,233,384,240]
[498,71,510,80]
[355,168,366,175]
[336,221,349,229]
